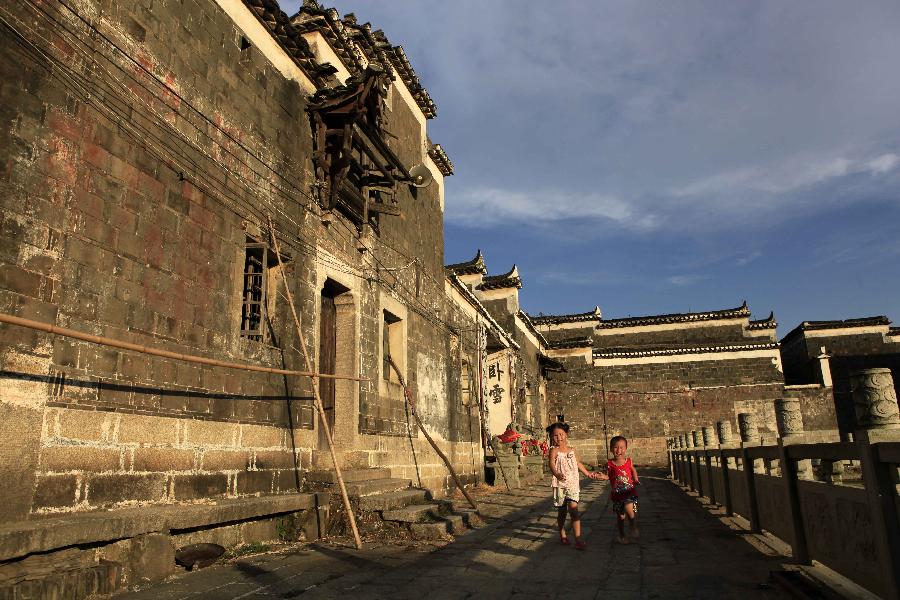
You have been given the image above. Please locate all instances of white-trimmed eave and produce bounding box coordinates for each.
[300,30,352,84]
[215,0,316,94]
[593,347,782,371]
[444,277,517,350]
[544,346,592,364]
[514,313,544,351]
[534,320,600,332]
[594,317,747,336]
[801,325,891,338]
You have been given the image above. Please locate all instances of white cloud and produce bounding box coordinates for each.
[667,274,705,286]
[736,251,762,266]
[446,187,658,231]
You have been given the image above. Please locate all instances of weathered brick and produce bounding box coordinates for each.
[117,414,178,445]
[39,445,121,473]
[33,474,78,509]
[201,450,249,471]
[184,420,236,447]
[254,450,297,470]
[235,470,273,495]
[171,473,228,500]
[240,424,285,449]
[87,473,166,506]
[132,447,195,472]
[58,409,108,442]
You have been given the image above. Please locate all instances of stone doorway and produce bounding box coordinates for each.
[317,279,354,453]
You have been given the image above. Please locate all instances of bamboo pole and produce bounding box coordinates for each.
[387,355,479,511]
[266,216,362,550]
[0,313,370,382]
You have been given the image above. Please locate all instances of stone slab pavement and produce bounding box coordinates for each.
[115,470,790,599]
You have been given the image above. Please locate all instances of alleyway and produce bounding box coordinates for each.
[117,472,787,600]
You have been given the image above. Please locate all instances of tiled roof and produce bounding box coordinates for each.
[530,307,602,326]
[428,143,454,176]
[291,3,437,118]
[516,310,548,347]
[780,316,892,344]
[593,341,778,359]
[242,0,337,86]
[478,265,522,291]
[445,250,487,276]
[446,274,518,350]
[595,301,750,329]
[547,337,593,350]
[889,327,900,337]
[747,311,777,330]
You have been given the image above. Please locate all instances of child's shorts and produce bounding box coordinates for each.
[553,486,580,508]
[612,496,638,516]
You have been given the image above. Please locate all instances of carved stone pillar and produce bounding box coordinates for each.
[691,430,701,448]
[737,413,758,443]
[850,368,900,430]
[775,397,810,479]
[716,420,734,445]
[685,432,694,448]
[775,398,804,437]
[738,412,763,473]
[701,426,714,447]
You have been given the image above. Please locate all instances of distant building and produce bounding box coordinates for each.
[534,303,794,465]
[780,316,900,437]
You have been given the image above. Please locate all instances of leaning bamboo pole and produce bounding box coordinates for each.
[266,216,362,550]
[386,355,478,511]
[0,313,369,382]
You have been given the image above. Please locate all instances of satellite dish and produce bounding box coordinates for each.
[407,164,433,188]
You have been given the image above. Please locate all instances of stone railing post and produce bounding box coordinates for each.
[738,412,764,474]
[686,430,697,492]
[852,368,900,598]
[776,397,812,479]
[701,426,716,504]
[737,412,762,532]
[716,420,735,516]
[774,396,811,564]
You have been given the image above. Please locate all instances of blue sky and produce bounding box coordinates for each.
[282,1,900,335]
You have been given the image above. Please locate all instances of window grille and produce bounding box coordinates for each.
[241,242,267,341]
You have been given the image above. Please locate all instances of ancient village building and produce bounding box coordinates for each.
[446,251,557,440]
[533,303,818,465]
[0,0,505,592]
[780,315,900,438]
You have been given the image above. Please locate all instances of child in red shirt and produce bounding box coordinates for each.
[607,435,640,543]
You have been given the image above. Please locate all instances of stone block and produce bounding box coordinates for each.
[235,471,273,495]
[254,451,297,470]
[184,420,236,447]
[240,518,279,544]
[87,474,166,506]
[132,447,195,472]
[129,534,175,585]
[32,474,78,510]
[117,414,178,445]
[240,424,284,449]
[0,403,42,522]
[201,450,249,471]
[274,469,301,493]
[171,473,228,500]
[40,446,121,473]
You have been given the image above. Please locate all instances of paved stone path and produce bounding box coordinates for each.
[117,471,788,599]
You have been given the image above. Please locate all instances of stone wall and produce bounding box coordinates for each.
[547,355,785,466]
[0,0,479,535]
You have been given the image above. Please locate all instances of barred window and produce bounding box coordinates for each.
[240,239,282,341]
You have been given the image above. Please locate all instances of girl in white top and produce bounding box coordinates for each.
[547,422,607,550]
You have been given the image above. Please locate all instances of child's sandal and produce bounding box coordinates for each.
[574,539,587,550]
[559,536,570,545]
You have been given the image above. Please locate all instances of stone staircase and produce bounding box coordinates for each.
[305,468,481,540]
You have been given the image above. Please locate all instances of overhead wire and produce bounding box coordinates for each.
[6,0,485,346]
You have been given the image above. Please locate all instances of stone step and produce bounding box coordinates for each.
[409,521,451,540]
[440,513,466,534]
[381,503,440,523]
[305,468,392,484]
[358,488,429,512]
[344,478,411,497]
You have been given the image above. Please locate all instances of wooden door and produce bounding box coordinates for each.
[318,292,337,449]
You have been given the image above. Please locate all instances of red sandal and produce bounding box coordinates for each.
[560,536,570,545]
[574,539,587,550]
